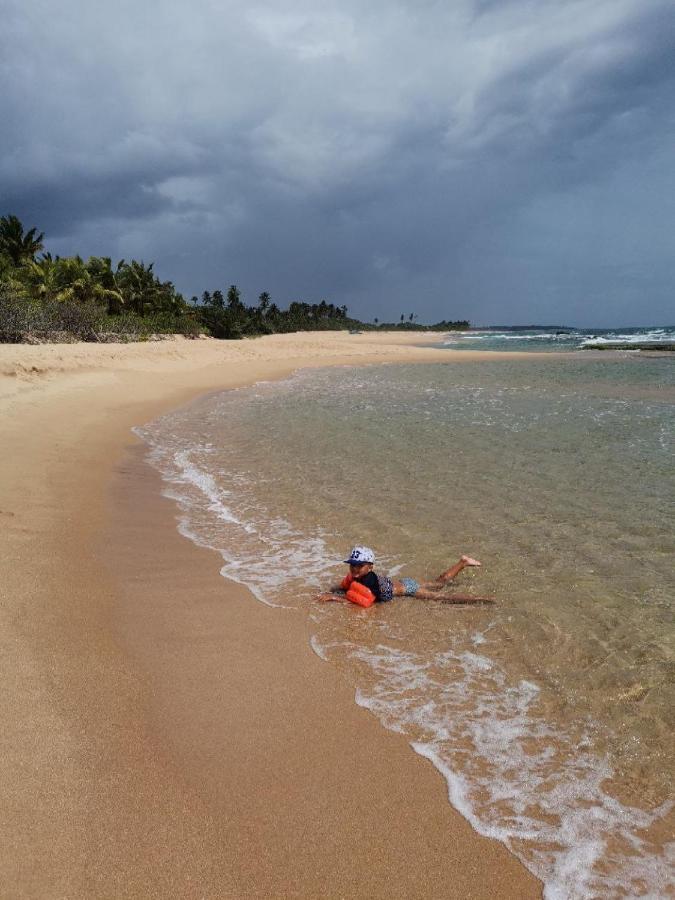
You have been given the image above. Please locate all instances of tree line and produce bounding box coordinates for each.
[0,214,470,342]
[192,288,362,338]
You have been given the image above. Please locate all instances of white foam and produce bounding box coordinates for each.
[136,418,341,610]
[459,650,493,671]
[579,329,675,346]
[172,450,242,526]
[345,641,674,900]
[442,327,675,351]
[170,514,285,608]
[445,332,577,344]
[309,635,330,661]
[218,562,292,609]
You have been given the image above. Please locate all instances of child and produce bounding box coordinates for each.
[317,546,493,607]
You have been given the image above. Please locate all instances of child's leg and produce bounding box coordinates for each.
[419,555,482,590]
[415,588,494,604]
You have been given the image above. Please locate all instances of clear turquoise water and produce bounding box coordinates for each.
[138,354,674,899]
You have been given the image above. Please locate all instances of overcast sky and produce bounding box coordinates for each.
[2,0,674,326]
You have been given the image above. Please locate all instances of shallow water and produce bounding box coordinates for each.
[137,355,674,899]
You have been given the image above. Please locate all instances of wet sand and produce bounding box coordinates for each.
[0,333,542,897]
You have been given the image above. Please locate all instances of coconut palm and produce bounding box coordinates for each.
[226,284,244,312]
[116,260,159,316]
[85,256,124,314]
[23,254,124,313]
[22,254,61,301]
[0,215,44,266]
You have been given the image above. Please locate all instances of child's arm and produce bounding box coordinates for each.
[316,591,349,603]
[316,575,350,602]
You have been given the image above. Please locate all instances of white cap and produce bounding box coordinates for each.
[343,546,375,565]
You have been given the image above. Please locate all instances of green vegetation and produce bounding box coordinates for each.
[0,215,200,342]
[375,314,470,331]
[194,288,364,338]
[0,214,470,342]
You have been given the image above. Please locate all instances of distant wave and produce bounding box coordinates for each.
[443,326,675,351]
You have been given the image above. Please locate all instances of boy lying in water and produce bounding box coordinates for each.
[317,546,493,607]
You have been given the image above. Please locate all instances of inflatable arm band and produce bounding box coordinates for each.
[346,582,376,608]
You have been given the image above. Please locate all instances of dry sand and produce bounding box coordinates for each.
[0,333,542,898]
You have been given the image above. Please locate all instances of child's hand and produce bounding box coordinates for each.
[316,592,344,603]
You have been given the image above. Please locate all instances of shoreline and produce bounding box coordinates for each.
[0,333,542,897]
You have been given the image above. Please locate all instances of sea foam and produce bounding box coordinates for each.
[348,640,673,900]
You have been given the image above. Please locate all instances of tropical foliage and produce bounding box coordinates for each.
[0,214,471,342]
[374,314,470,331]
[194,289,359,339]
[0,216,202,341]
[0,214,44,266]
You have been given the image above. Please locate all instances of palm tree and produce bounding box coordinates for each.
[0,215,44,266]
[227,284,244,312]
[22,254,61,301]
[25,254,123,311]
[117,260,158,316]
[0,252,15,284]
[85,256,125,314]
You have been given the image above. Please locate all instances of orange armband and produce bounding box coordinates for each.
[340,574,354,591]
[346,582,376,608]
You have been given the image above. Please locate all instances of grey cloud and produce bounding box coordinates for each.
[1,0,674,325]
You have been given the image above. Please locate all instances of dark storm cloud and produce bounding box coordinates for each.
[2,0,674,324]
[0,148,205,238]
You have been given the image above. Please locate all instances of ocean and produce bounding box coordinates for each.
[136,345,674,899]
[442,326,675,353]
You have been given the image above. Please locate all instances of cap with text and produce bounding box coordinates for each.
[343,546,375,565]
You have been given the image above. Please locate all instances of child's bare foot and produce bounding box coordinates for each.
[461,555,482,567]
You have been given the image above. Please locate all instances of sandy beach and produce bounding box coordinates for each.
[0,332,542,898]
